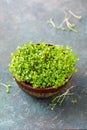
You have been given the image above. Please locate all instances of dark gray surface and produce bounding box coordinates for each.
[0,0,87,129]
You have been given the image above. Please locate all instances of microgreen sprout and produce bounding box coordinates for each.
[0,82,10,93]
[68,27,78,33]
[7,84,11,87]
[47,18,56,28]
[65,18,78,33]
[61,27,67,31]
[71,99,78,104]
[68,10,82,20]
[47,9,82,33]
[49,86,74,110]
[6,89,10,93]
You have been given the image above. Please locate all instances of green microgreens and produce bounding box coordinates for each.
[0,82,11,93]
[49,86,74,110]
[9,43,78,89]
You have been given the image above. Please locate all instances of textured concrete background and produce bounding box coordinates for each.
[0,0,87,129]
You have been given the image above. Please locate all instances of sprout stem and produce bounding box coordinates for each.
[49,86,74,110]
[68,10,82,20]
[65,18,78,33]
[0,82,10,93]
[47,18,56,28]
[0,82,8,89]
[47,10,82,33]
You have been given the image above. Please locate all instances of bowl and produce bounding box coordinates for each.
[15,74,72,98]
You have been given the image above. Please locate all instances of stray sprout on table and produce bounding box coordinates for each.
[65,18,78,33]
[49,86,74,110]
[47,10,82,33]
[71,99,78,104]
[0,82,11,93]
[68,10,82,20]
[47,18,56,28]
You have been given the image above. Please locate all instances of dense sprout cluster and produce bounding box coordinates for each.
[9,42,78,88]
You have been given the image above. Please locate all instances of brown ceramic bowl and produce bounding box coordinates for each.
[15,74,72,98]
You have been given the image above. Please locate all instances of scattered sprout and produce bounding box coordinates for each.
[71,99,78,104]
[47,18,56,28]
[68,27,78,33]
[61,27,67,31]
[6,89,10,93]
[0,82,11,93]
[49,86,74,110]
[47,9,82,33]
[68,10,82,20]
[7,84,11,87]
[65,18,79,33]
